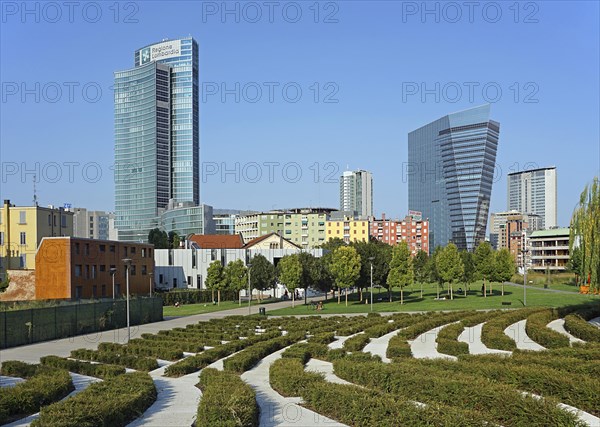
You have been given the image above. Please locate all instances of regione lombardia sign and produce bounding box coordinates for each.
[141,40,182,64]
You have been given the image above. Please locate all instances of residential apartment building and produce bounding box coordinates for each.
[528,228,570,272]
[1,200,74,276]
[408,105,499,251]
[235,208,335,248]
[507,167,557,229]
[73,208,115,240]
[35,237,154,300]
[340,170,373,218]
[370,213,430,255]
[326,216,370,244]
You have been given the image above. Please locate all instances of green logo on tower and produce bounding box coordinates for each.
[141,47,151,64]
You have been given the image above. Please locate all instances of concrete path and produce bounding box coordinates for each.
[504,320,545,351]
[241,348,347,427]
[410,324,457,361]
[5,372,101,427]
[0,298,305,366]
[0,375,24,387]
[546,319,585,345]
[363,329,404,363]
[588,316,600,328]
[127,361,201,427]
[458,323,512,356]
[327,333,361,350]
[305,359,353,386]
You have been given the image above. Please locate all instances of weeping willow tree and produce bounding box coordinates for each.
[570,177,600,291]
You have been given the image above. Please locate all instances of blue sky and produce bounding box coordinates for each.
[1,1,598,228]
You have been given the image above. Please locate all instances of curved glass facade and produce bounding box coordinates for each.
[408,105,499,252]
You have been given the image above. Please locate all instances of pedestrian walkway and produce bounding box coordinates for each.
[410,324,458,361]
[504,319,545,351]
[588,316,600,328]
[458,323,511,355]
[305,359,352,385]
[0,375,24,388]
[546,319,584,345]
[363,328,404,363]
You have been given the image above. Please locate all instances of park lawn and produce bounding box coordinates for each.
[268,281,598,316]
[163,298,278,317]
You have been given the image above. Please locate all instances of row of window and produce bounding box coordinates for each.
[74,263,150,278]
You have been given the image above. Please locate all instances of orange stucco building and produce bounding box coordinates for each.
[35,237,154,300]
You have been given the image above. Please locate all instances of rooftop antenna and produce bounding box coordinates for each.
[33,174,38,207]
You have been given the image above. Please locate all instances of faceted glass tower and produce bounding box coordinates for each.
[408,105,499,252]
[115,37,199,242]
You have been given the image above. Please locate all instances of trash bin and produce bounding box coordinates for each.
[259,307,266,316]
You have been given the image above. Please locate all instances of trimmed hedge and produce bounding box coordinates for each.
[223,333,305,373]
[564,313,600,342]
[40,355,125,379]
[342,333,370,352]
[0,360,39,378]
[269,358,326,397]
[160,289,238,306]
[32,371,156,427]
[0,365,73,425]
[333,359,582,426]
[281,342,328,364]
[196,368,258,427]
[70,348,159,371]
[436,322,469,356]
[480,308,540,351]
[97,341,184,361]
[307,332,335,344]
[525,309,570,349]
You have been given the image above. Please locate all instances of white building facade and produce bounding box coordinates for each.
[507,167,557,229]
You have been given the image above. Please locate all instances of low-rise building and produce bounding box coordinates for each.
[370,213,429,255]
[1,200,74,277]
[36,237,154,300]
[326,216,369,244]
[528,228,570,272]
[73,208,115,240]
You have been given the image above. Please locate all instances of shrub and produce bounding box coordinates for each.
[436,322,469,356]
[32,371,156,427]
[196,368,258,427]
[269,358,325,397]
[40,355,125,379]
[342,333,370,352]
[70,348,158,371]
[223,333,304,373]
[0,366,73,425]
[0,360,38,378]
[307,332,335,344]
[282,342,328,364]
[480,308,540,351]
[525,309,570,349]
[564,313,600,342]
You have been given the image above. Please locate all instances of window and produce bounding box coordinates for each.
[19,211,26,224]
[92,265,97,278]
[85,244,90,255]
[0,232,4,246]
[159,274,163,284]
[85,265,90,279]
[124,247,128,257]
[131,265,136,276]
[75,286,83,300]
[109,245,115,253]
[173,278,177,288]
[92,285,97,297]
[75,265,82,276]
[100,265,106,272]
[141,248,146,257]
[61,215,66,228]
[48,214,51,226]
[131,247,136,254]
[141,265,147,275]
[75,243,80,254]
[99,245,106,252]
[20,232,26,245]
[197,275,201,289]
[101,285,106,297]
[187,276,192,286]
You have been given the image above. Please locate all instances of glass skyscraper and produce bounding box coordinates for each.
[115,37,200,242]
[408,105,499,252]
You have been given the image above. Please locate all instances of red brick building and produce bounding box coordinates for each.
[370,214,429,255]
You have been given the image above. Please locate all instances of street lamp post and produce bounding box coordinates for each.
[149,271,153,297]
[368,257,374,312]
[247,262,252,316]
[522,249,528,306]
[122,258,132,342]
[110,268,117,300]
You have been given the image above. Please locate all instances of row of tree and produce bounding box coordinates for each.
[148,228,182,249]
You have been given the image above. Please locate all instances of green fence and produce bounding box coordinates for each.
[0,297,163,349]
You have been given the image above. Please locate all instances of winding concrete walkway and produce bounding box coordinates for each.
[127,361,201,427]
[305,359,352,385]
[5,372,101,427]
[362,329,404,363]
[504,320,545,351]
[241,348,347,427]
[588,317,600,328]
[327,333,361,350]
[410,324,457,361]
[546,319,584,345]
[458,323,512,355]
[0,375,24,388]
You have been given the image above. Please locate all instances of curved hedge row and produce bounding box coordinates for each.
[435,322,469,356]
[525,309,571,349]
[40,355,125,379]
[281,342,329,364]
[223,333,305,373]
[564,312,600,342]
[70,348,159,371]
[32,371,156,427]
[480,308,540,351]
[196,368,258,427]
[342,333,370,352]
[0,365,73,425]
[333,359,581,426]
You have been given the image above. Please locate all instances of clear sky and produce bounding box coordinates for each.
[1,1,598,228]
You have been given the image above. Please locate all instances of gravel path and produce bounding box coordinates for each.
[458,323,512,355]
[504,320,545,351]
[363,329,404,363]
[410,324,457,361]
[241,348,347,427]
[546,319,585,345]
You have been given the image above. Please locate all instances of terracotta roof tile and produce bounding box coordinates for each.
[189,234,245,249]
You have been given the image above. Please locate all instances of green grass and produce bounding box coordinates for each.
[511,272,581,293]
[268,281,597,316]
[163,298,277,317]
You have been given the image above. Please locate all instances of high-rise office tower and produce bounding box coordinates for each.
[115,37,199,242]
[408,105,499,252]
[507,167,557,229]
[339,170,373,218]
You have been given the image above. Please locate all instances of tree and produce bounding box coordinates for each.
[570,177,600,291]
[205,260,225,304]
[249,254,275,302]
[387,241,413,304]
[277,255,302,307]
[224,259,247,306]
[429,246,444,299]
[460,251,475,297]
[568,246,582,284]
[329,246,361,306]
[297,252,323,304]
[474,242,495,297]
[148,228,168,249]
[493,249,516,296]
[413,250,429,299]
[168,231,181,249]
[352,239,392,302]
[436,243,464,300]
